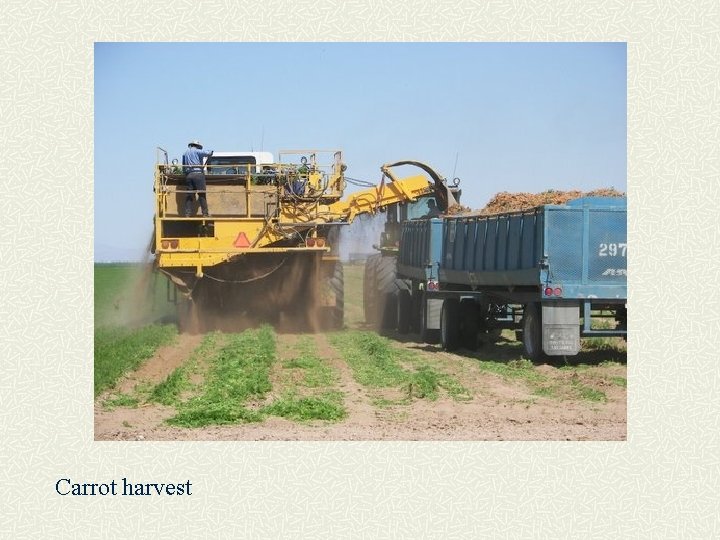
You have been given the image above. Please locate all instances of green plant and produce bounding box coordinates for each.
[167,326,276,427]
[405,367,441,399]
[599,360,622,368]
[328,331,408,387]
[94,324,177,397]
[572,382,607,402]
[476,358,546,384]
[102,393,139,409]
[508,358,534,370]
[263,392,346,422]
[149,367,189,405]
[532,386,556,398]
[329,331,471,403]
[283,336,335,388]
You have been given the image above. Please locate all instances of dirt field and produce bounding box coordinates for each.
[95,335,626,441]
[94,265,627,441]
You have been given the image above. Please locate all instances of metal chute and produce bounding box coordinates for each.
[380,160,458,212]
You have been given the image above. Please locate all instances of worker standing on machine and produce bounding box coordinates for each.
[182,140,213,217]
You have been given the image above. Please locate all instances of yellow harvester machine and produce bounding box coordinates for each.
[151,148,452,331]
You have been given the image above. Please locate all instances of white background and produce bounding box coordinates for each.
[1,1,718,537]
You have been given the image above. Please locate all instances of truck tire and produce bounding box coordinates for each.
[459,299,479,350]
[440,298,461,351]
[397,289,412,334]
[522,302,545,361]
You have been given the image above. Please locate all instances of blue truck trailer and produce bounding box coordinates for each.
[363,163,627,361]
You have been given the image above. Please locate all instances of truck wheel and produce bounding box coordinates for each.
[459,299,479,350]
[397,289,412,334]
[522,303,545,361]
[440,298,461,351]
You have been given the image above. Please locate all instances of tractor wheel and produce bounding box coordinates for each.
[364,254,407,331]
[363,254,380,325]
[376,255,400,330]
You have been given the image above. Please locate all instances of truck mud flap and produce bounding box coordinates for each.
[542,302,580,356]
[420,296,443,344]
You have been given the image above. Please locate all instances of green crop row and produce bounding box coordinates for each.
[94,324,177,397]
[328,330,471,403]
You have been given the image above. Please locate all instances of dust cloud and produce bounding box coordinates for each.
[178,252,328,335]
[339,213,385,262]
[100,236,176,329]
[106,221,368,334]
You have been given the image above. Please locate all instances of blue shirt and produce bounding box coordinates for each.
[182,147,213,173]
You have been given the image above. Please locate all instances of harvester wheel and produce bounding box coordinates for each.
[327,261,344,329]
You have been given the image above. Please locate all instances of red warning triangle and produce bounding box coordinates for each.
[233,232,250,248]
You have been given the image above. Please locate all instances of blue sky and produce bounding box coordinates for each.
[94,42,626,261]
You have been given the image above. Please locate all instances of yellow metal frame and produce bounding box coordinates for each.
[153,151,434,275]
